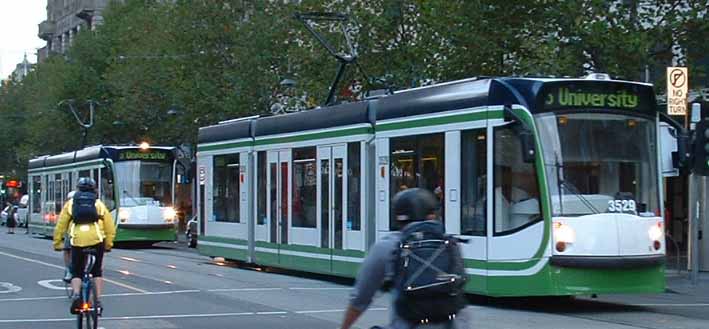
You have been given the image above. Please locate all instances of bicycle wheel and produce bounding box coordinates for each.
[76,312,83,329]
[85,285,98,329]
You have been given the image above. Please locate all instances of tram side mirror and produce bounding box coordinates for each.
[503,106,536,163]
[518,128,536,163]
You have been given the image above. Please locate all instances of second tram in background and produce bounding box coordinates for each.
[27,145,178,244]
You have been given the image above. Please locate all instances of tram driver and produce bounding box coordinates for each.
[495,167,539,232]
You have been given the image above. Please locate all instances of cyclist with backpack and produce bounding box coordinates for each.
[52,177,116,314]
[341,188,471,329]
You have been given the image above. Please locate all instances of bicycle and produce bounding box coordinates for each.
[73,248,101,329]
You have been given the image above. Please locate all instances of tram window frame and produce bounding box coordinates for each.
[31,175,41,214]
[292,147,317,228]
[347,142,361,231]
[389,133,445,229]
[461,129,487,236]
[213,154,240,223]
[493,125,543,236]
[54,174,62,213]
[257,151,267,225]
[101,166,116,211]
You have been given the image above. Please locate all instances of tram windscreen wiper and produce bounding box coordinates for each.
[122,190,141,206]
[551,152,600,215]
[559,180,600,215]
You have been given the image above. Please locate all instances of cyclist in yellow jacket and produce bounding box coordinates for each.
[53,177,115,313]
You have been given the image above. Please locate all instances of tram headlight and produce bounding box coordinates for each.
[553,221,576,244]
[119,208,131,223]
[648,222,663,242]
[163,207,177,223]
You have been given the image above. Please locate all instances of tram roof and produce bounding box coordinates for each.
[198,77,656,144]
[28,145,176,169]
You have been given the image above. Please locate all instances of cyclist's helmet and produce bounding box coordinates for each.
[392,188,438,222]
[66,191,76,200]
[76,177,96,192]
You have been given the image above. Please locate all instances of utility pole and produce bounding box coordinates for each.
[690,102,702,285]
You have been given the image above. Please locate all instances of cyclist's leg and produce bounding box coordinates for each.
[70,246,85,295]
[63,234,72,282]
[90,244,105,299]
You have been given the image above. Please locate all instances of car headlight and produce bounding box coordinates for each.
[119,208,131,223]
[648,222,663,241]
[163,207,177,222]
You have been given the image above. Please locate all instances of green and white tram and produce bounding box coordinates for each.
[27,145,178,243]
[196,76,667,296]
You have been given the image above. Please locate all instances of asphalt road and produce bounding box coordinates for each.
[0,231,707,329]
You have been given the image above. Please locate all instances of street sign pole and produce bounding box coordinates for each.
[690,103,702,284]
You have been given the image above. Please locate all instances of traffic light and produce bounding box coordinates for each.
[692,119,709,176]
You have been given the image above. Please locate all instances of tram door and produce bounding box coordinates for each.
[267,150,290,262]
[318,145,346,273]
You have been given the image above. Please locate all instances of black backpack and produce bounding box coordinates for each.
[393,220,467,324]
[72,191,99,224]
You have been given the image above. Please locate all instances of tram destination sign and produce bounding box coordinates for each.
[538,81,655,114]
[118,149,172,161]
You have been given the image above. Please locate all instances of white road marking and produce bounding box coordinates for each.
[207,287,283,292]
[0,290,200,302]
[294,309,346,314]
[0,250,148,293]
[0,295,67,302]
[37,279,68,290]
[0,282,22,294]
[289,287,351,290]
[0,308,389,323]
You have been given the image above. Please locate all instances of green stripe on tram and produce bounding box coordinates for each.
[377,109,503,132]
[28,159,105,173]
[197,140,252,152]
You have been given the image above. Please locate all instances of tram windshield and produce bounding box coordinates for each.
[115,161,173,207]
[536,112,659,217]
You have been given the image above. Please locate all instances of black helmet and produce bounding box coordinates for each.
[392,188,438,222]
[77,177,96,192]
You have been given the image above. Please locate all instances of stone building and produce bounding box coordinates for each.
[37,0,112,62]
[12,54,34,82]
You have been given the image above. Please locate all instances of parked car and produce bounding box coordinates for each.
[17,195,29,228]
[0,205,8,226]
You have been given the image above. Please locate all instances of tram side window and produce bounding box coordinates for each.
[292,147,316,228]
[347,142,361,231]
[101,167,115,210]
[389,133,445,229]
[213,154,240,223]
[54,174,63,213]
[32,175,41,214]
[494,126,541,235]
[461,129,487,236]
[257,151,267,225]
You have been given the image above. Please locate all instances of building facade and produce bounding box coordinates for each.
[37,0,112,62]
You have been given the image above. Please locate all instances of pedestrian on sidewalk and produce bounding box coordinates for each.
[6,205,18,234]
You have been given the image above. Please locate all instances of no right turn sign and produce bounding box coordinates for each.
[667,67,688,115]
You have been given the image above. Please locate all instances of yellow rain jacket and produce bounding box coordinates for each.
[53,199,116,250]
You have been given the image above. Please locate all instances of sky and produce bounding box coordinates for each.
[0,1,46,79]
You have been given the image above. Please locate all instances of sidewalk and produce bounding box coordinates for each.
[665,270,709,296]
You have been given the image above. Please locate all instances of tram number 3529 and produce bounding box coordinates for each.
[607,199,637,214]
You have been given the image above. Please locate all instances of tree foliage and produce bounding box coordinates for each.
[0,0,707,177]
